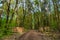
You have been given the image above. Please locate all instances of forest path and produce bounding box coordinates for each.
[2,30,60,40]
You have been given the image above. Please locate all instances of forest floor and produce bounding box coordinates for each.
[1,30,60,40]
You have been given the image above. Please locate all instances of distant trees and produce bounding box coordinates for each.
[0,0,60,29]
[0,0,60,38]
[52,0,60,30]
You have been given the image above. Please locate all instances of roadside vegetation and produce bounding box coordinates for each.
[0,0,60,40]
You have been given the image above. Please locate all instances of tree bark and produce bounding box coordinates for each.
[9,0,18,23]
[52,0,60,30]
[5,0,11,28]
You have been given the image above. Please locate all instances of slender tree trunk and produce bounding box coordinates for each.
[0,9,2,27]
[22,0,26,27]
[32,13,35,29]
[9,0,18,23]
[26,0,35,29]
[23,9,26,27]
[5,0,11,28]
[52,0,59,30]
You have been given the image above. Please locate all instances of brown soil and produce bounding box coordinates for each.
[17,30,60,40]
[2,30,60,40]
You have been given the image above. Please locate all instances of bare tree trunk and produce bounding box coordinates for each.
[52,0,59,30]
[0,9,2,27]
[23,9,26,27]
[9,0,18,23]
[5,0,11,28]
[26,0,35,29]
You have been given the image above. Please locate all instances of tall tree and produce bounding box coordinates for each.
[0,9,2,27]
[0,0,3,27]
[9,0,18,23]
[5,0,11,28]
[26,0,35,29]
[52,0,60,30]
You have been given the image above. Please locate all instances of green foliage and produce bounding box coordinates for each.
[0,0,60,38]
[0,18,16,38]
